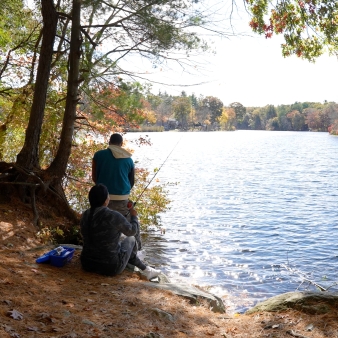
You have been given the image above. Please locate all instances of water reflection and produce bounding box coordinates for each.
[130,131,338,313]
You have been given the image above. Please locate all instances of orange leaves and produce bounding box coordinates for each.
[225,325,238,334]
[247,0,338,60]
[249,19,259,31]
[79,82,147,134]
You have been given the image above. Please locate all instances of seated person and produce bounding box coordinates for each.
[80,184,160,280]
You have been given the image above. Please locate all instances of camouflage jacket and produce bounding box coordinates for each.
[80,206,139,265]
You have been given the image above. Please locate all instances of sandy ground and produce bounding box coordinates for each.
[0,200,338,338]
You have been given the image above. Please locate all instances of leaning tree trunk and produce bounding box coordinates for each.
[16,0,58,170]
[46,0,81,184]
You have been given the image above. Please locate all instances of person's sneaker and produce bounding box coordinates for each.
[143,266,161,280]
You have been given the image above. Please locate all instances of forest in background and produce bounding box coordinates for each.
[132,90,338,133]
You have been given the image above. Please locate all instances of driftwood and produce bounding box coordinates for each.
[281,263,338,292]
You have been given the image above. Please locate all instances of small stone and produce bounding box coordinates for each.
[82,319,96,326]
[305,323,314,331]
[151,308,175,322]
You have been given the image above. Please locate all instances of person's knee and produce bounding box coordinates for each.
[122,236,136,249]
[127,236,135,244]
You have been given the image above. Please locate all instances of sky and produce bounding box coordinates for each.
[189,40,335,108]
[130,34,338,108]
[120,3,338,108]
[25,0,338,108]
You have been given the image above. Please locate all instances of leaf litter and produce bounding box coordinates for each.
[0,200,338,337]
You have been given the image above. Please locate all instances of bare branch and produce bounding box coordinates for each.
[81,0,160,28]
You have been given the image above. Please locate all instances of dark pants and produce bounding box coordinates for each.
[118,236,146,273]
[81,237,146,276]
[108,200,142,250]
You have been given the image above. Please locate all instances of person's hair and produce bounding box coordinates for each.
[88,184,109,209]
[109,133,123,145]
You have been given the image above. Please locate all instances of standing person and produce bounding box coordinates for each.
[80,184,160,279]
[92,133,142,249]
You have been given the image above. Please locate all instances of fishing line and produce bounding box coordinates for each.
[128,135,183,211]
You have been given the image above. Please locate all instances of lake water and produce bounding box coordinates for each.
[126,130,338,313]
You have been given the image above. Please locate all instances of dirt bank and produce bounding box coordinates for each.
[0,200,337,337]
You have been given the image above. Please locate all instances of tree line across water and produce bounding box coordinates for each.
[137,90,338,134]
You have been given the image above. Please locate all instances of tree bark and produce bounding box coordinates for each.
[46,0,81,182]
[16,0,58,170]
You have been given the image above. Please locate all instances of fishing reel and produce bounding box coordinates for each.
[125,200,136,217]
[127,200,136,209]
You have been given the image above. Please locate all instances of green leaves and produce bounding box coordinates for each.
[247,0,338,60]
[130,168,172,228]
[172,96,191,125]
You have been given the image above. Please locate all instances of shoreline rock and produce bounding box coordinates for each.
[144,280,226,313]
[130,265,226,313]
[246,291,338,315]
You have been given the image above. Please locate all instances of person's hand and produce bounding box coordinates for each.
[129,207,137,217]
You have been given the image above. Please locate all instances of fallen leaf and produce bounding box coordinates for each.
[52,327,62,332]
[3,324,14,333]
[62,333,77,338]
[62,300,74,307]
[38,312,51,319]
[226,327,238,333]
[7,309,23,320]
[82,319,96,326]
[27,327,39,332]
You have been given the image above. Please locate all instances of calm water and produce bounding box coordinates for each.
[126,131,338,313]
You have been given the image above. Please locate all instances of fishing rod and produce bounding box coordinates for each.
[127,136,182,211]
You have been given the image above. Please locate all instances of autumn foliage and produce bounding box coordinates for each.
[247,0,338,60]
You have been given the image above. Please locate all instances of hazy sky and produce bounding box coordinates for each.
[25,0,337,108]
[133,33,338,108]
[121,1,338,108]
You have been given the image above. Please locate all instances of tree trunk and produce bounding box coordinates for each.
[16,0,58,170]
[46,0,81,183]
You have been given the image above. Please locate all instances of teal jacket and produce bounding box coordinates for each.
[93,148,134,196]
